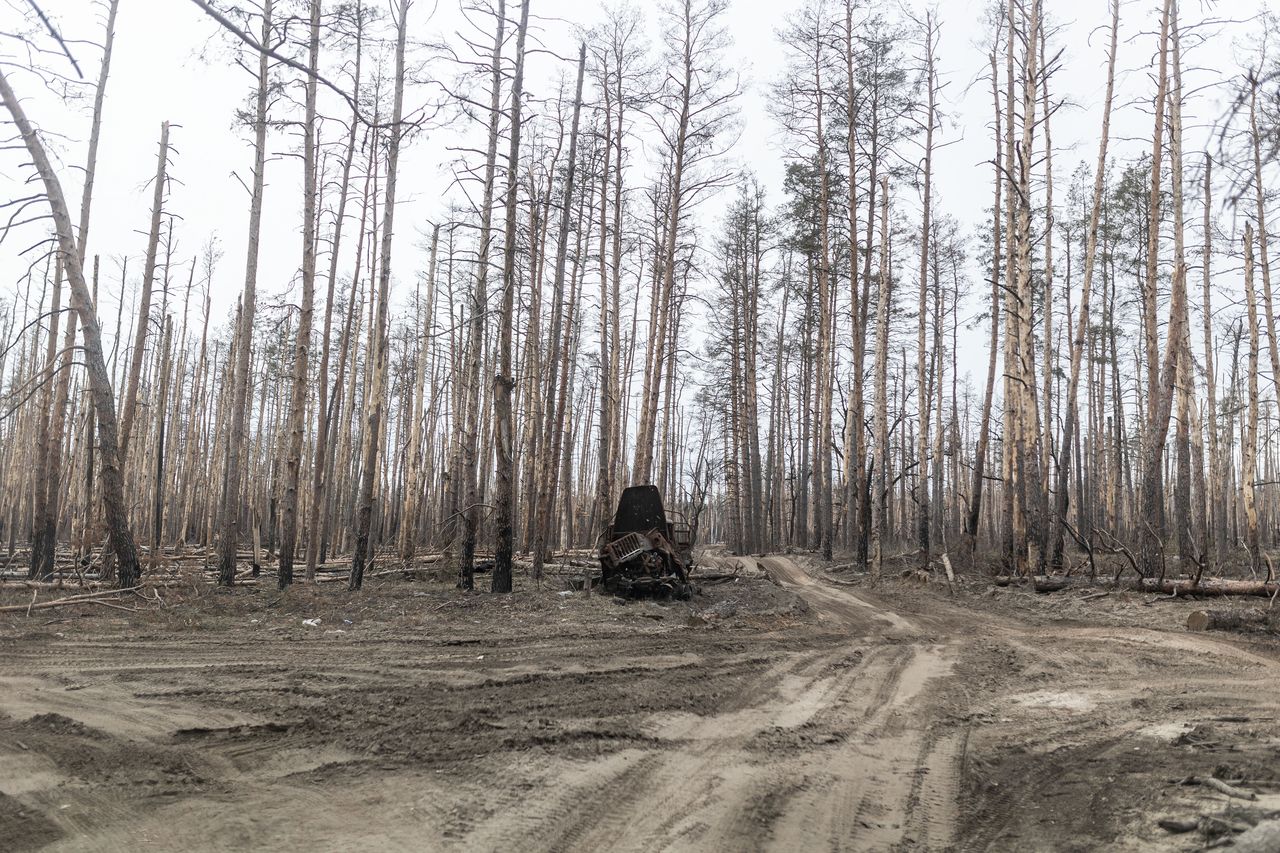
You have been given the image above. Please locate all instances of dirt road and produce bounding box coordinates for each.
[2,557,1279,851]
[475,557,960,853]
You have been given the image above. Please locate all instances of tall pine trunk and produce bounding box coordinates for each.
[218,0,273,586]
[278,0,321,589]
[351,0,408,590]
[457,0,506,591]
[1049,0,1118,571]
[1,69,141,588]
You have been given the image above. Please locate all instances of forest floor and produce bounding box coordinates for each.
[1,552,1279,851]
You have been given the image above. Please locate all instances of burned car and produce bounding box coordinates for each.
[598,485,696,599]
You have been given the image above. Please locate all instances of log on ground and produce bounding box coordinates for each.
[1186,608,1277,633]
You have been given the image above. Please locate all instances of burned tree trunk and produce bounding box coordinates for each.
[964,42,1004,565]
[119,122,170,464]
[457,0,506,592]
[400,226,439,565]
[278,0,320,589]
[491,0,531,595]
[915,13,938,572]
[350,0,409,591]
[532,42,586,582]
[1243,222,1262,576]
[218,0,273,587]
[871,177,891,579]
[0,68,140,588]
[1049,0,1118,572]
[30,266,62,580]
[1137,0,1173,577]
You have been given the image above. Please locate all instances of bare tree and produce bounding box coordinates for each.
[457,0,506,592]
[1048,0,1118,572]
[218,0,274,587]
[278,0,321,589]
[1,68,141,588]
[491,0,532,594]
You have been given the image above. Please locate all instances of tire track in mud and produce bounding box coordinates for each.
[765,643,957,852]
[461,644,870,852]
[756,558,959,852]
[458,557,961,853]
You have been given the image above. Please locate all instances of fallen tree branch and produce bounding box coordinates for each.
[86,599,139,613]
[0,585,143,614]
[1094,528,1141,583]
[1026,576,1280,598]
[1139,578,1279,597]
[1060,518,1097,578]
[1190,775,1258,801]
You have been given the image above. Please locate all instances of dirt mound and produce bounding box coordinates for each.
[16,712,106,739]
[2,710,212,792]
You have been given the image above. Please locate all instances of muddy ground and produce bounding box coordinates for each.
[2,554,1279,852]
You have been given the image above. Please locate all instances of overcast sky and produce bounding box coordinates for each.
[0,0,1262,391]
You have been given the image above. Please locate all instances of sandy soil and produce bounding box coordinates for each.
[2,555,1279,851]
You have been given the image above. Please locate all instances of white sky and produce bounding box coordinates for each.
[0,0,1263,390]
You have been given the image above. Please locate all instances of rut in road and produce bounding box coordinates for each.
[469,556,961,853]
